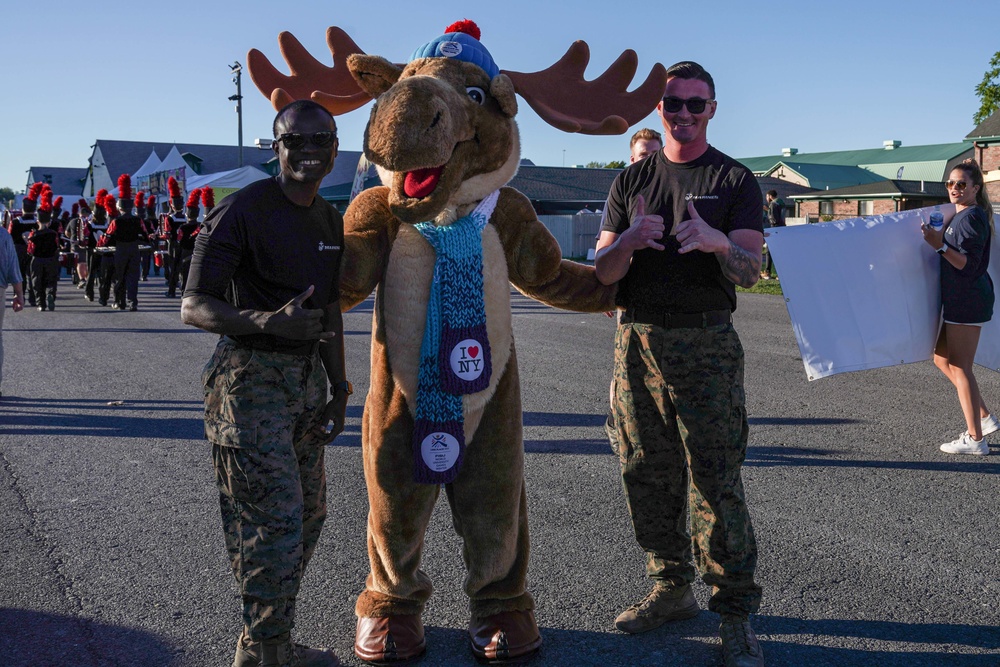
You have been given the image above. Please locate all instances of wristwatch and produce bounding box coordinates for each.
[936,245,947,255]
[333,380,354,396]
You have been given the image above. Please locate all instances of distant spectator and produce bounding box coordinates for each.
[0,225,25,397]
[761,190,784,279]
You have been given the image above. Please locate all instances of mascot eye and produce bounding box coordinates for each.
[466,87,486,105]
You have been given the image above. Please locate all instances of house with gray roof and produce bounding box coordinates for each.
[24,166,89,203]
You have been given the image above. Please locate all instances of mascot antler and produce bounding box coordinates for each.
[504,42,665,134]
[247,25,666,135]
[247,27,371,116]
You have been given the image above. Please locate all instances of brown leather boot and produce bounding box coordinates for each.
[468,609,542,663]
[354,615,426,664]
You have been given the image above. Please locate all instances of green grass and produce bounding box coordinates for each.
[737,277,783,296]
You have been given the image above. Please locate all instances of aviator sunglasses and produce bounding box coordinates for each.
[661,96,714,114]
[274,131,337,150]
[945,179,970,191]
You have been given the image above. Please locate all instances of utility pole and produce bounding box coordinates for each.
[229,62,244,167]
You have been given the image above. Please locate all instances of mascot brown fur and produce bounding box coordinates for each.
[249,20,666,664]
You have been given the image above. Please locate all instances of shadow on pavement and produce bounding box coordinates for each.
[0,608,178,667]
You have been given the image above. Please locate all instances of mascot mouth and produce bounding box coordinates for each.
[403,166,444,199]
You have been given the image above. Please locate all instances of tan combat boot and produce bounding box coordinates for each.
[233,630,340,667]
[614,582,700,634]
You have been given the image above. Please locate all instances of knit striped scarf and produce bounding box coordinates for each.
[412,191,499,484]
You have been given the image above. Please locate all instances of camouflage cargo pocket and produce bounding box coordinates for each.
[208,416,259,503]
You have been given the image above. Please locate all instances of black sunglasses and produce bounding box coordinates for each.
[945,179,968,191]
[274,131,337,150]
[661,96,714,114]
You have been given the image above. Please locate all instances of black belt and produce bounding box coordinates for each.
[222,335,318,356]
[620,308,731,329]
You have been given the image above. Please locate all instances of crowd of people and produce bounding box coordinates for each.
[2,174,210,313]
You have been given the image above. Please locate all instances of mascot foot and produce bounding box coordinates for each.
[354,615,426,664]
[469,610,542,664]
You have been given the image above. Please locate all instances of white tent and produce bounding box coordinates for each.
[131,150,163,180]
[186,165,269,192]
[157,146,189,174]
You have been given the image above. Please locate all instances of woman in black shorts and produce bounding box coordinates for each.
[921,159,996,456]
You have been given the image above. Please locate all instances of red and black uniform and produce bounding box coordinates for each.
[27,224,60,310]
[85,212,107,302]
[105,213,148,310]
[176,219,199,295]
[8,214,37,306]
[163,211,186,297]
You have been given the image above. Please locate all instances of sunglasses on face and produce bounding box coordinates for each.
[946,180,969,191]
[274,131,337,150]
[661,96,714,114]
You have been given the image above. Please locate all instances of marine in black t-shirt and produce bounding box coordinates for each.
[602,146,763,313]
[185,176,344,351]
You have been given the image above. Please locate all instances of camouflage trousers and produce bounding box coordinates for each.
[202,339,329,641]
[607,322,762,616]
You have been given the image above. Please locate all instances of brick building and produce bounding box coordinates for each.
[966,110,1000,204]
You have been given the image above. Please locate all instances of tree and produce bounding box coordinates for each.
[605,160,626,169]
[973,51,1000,126]
[0,187,15,208]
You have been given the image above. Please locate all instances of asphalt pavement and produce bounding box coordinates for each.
[1,272,998,666]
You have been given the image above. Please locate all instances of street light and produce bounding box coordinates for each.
[229,62,244,167]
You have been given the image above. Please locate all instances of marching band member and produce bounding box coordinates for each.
[26,190,61,311]
[9,182,42,307]
[105,175,148,311]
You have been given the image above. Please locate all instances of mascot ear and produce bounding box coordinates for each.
[348,54,403,98]
[490,73,518,118]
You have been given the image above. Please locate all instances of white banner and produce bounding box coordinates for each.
[766,204,1000,380]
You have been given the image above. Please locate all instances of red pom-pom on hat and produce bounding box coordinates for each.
[186,188,201,208]
[167,176,181,199]
[146,195,157,209]
[135,191,145,208]
[200,187,215,208]
[445,19,481,40]
[39,189,53,213]
[72,203,80,216]
[26,182,44,202]
[117,173,132,201]
[53,196,63,210]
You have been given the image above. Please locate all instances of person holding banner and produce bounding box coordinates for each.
[922,159,997,456]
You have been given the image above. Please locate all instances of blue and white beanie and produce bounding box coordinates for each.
[409,20,499,79]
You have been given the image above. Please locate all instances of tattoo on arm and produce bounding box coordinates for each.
[719,240,760,288]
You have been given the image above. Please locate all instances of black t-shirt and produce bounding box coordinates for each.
[185,177,344,348]
[941,205,993,323]
[602,146,763,313]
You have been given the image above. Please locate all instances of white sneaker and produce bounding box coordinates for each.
[981,414,1000,436]
[940,432,989,456]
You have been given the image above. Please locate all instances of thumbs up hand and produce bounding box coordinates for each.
[619,194,666,252]
[265,285,332,340]
[675,201,728,255]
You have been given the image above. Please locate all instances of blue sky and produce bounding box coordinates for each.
[2,0,999,192]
